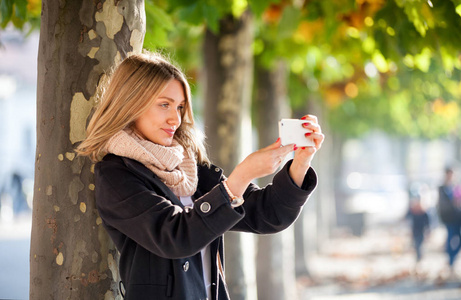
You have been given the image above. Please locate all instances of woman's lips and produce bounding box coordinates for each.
[163,128,175,137]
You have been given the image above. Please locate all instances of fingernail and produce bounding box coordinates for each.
[305,132,312,137]
[302,147,306,150]
[301,116,307,120]
[276,137,281,143]
[303,122,310,126]
[293,144,298,150]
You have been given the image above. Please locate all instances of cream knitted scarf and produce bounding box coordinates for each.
[105,129,198,197]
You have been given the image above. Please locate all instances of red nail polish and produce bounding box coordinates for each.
[301,116,307,120]
[276,137,281,143]
[302,147,306,150]
[294,145,298,150]
[305,132,312,136]
[303,123,310,126]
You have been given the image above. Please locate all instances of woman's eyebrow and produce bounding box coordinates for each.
[159,97,186,104]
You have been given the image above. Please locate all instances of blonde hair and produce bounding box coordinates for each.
[76,52,209,165]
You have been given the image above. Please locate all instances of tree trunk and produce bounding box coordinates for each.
[254,61,290,151]
[455,135,461,163]
[304,101,336,244]
[294,208,310,277]
[330,132,345,236]
[254,61,298,300]
[30,1,145,299]
[294,99,337,252]
[202,10,255,300]
[292,97,336,281]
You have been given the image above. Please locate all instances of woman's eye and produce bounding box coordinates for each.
[178,105,185,111]
[160,103,169,108]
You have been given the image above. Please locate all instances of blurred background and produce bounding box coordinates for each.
[1,0,461,299]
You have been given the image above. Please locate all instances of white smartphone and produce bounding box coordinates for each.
[278,119,315,147]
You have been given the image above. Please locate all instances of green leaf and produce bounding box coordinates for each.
[177,1,221,32]
[144,1,175,49]
[0,0,14,28]
[201,3,220,33]
[395,0,433,37]
[168,0,194,7]
[249,0,280,17]
[413,47,432,72]
[144,25,171,50]
[456,4,461,17]
[232,0,248,17]
[145,2,174,31]
[11,15,25,28]
[14,0,27,20]
[178,2,205,26]
[277,6,301,39]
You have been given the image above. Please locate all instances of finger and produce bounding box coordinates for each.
[262,138,283,151]
[272,145,294,167]
[273,154,284,167]
[298,146,316,155]
[311,132,325,149]
[304,132,324,149]
[275,143,296,157]
[301,114,318,124]
[302,121,321,133]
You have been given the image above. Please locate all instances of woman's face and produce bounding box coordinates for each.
[134,80,186,146]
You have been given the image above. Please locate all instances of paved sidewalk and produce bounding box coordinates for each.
[299,225,461,299]
[3,214,461,300]
[0,214,31,300]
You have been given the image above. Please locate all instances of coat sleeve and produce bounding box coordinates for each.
[94,157,244,259]
[230,160,317,234]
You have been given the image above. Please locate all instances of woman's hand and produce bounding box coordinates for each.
[289,114,324,187]
[226,139,295,197]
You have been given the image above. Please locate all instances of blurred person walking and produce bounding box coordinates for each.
[406,194,430,274]
[438,167,461,278]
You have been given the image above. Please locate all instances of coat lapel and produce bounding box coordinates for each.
[119,156,224,208]
[120,156,183,207]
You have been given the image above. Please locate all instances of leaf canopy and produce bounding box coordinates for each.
[2,0,461,139]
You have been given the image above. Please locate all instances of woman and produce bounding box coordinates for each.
[438,168,461,276]
[76,52,324,300]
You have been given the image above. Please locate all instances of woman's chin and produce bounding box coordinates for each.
[159,138,174,147]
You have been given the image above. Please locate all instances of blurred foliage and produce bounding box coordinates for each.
[253,0,461,139]
[0,0,40,30]
[2,0,461,139]
[149,0,461,139]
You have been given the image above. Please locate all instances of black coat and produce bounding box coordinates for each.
[95,154,317,300]
[438,185,461,225]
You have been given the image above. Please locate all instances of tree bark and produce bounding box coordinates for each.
[294,208,310,278]
[293,99,336,255]
[455,135,461,163]
[202,10,255,300]
[30,1,145,299]
[303,100,336,245]
[254,61,297,300]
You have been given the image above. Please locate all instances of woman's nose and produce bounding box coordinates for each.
[168,109,181,126]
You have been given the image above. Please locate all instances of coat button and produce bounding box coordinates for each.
[183,261,189,272]
[215,167,220,172]
[200,202,211,213]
